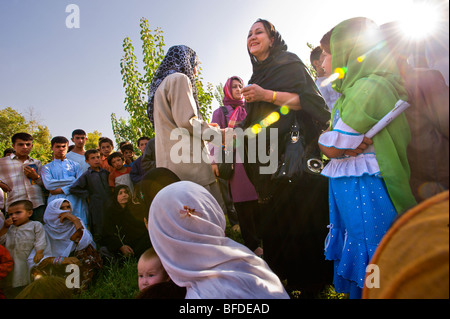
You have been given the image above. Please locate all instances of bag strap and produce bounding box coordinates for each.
[220,106,229,129]
[220,106,229,116]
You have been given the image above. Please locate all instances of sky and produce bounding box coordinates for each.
[0,0,448,144]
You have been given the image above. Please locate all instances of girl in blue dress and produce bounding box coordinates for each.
[318,18,417,298]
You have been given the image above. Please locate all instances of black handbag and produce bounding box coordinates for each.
[271,116,323,184]
[217,147,234,180]
[217,106,234,180]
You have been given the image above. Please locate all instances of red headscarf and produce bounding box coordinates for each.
[222,76,245,108]
[222,76,247,128]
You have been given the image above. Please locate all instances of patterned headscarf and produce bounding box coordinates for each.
[147,45,200,126]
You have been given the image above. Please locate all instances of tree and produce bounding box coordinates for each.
[213,82,224,106]
[111,17,214,148]
[85,130,103,150]
[0,106,52,164]
[306,42,318,79]
[0,107,29,143]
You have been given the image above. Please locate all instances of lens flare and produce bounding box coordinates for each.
[260,111,281,128]
[335,67,347,79]
[251,124,262,135]
[280,105,290,115]
[267,111,280,124]
[399,2,440,40]
[320,73,339,87]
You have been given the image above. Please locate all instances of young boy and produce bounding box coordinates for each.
[66,129,90,173]
[0,200,46,297]
[69,149,112,241]
[310,46,341,111]
[107,152,133,193]
[99,137,114,173]
[137,247,170,292]
[120,143,136,167]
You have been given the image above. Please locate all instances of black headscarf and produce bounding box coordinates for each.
[140,167,181,211]
[102,185,151,255]
[147,45,200,126]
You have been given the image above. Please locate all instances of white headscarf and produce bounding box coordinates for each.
[148,181,289,299]
[42,198,94,258]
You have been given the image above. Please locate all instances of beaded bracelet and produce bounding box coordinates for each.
[53,256,64,265]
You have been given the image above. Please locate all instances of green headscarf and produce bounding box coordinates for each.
[330,17,417,214]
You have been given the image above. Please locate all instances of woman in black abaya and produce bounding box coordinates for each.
[241,19,332,297]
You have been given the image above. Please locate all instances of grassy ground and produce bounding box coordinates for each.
[77,217,345,299]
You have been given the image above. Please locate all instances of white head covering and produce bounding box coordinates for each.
[42,198,94,258]
[148,181,289,299]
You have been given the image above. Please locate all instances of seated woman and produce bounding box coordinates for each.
[148,181,289,299]
[29,199,102,290]
[101,185,151,259]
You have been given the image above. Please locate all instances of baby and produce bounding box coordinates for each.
[137,247,169,291]
[0,200,46,291]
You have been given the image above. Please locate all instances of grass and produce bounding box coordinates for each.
[77,216,345,299]
[76,256,139,299]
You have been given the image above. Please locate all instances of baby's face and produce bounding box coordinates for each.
[137,257,169,291]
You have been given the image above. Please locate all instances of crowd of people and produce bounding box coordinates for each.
[0,16,448,299]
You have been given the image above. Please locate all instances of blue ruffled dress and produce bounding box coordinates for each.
[319,110,397,298]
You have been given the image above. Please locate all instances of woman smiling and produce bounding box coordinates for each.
[241,19,332,298]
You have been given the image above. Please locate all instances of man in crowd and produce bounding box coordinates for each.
[0,133,46,223]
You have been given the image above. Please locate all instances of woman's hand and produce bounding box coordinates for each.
[120,245,134,257]
[59,212,84,232]
[70,228,84,243]
[211,164,219,177]
[59,212,76,223]
[242,84,301,109]
[242,84,271,103]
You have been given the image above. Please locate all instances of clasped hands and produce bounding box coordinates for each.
[319,134,373,159]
